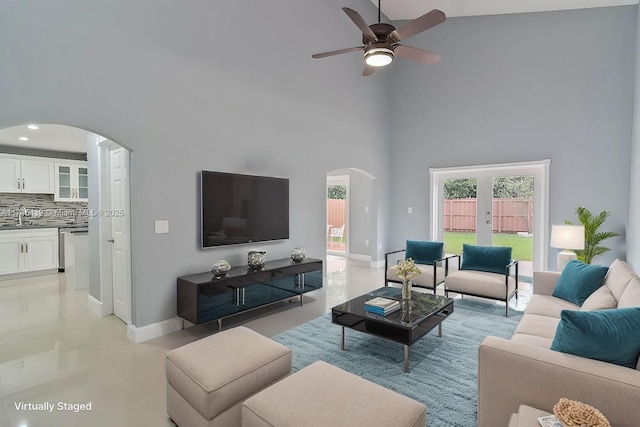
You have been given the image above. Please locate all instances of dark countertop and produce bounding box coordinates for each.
[0,222,89,231]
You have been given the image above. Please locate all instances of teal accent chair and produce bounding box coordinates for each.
[385,240,454,294]
[444,244,519,316]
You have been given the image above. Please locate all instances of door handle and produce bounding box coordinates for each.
[17,178,21,190]
[20,243,24,253]
[22,179,25,190]
[486,220,491,224]
[108,238,115,243]
[25,243,28,253]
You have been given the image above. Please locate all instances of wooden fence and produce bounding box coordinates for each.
[444,198,533,233]
[327,198,532,234]
[326,199,347,233]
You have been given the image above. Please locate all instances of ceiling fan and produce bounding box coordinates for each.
[312,1,446,76]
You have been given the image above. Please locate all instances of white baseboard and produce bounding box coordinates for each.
[88,295,103,316]
[369,259,385,269]
[127,317,184,343]
[0,268,58,282]
[349,254,371,263]
[348,254,384,269]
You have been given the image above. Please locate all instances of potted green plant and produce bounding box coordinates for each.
[565,206,620,264]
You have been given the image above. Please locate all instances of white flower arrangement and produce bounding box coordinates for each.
[396,258,421,283]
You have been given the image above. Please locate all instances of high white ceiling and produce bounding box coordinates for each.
[375,0,637,20]
[0,124,89,153]
[0,2,634,155]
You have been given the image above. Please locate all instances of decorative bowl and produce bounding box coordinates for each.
[211,260,231,277]
[291,248,306,263]
[553,398,610,427]
[247,251,267,269]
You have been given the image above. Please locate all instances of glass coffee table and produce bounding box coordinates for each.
[331,287,454,372]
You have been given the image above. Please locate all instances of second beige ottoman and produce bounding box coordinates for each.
[242,360,426,427]
[166,326,292,427]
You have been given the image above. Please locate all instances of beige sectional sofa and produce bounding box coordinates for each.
[478,259,640,427]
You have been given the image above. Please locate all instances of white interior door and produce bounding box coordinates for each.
[110,147,131,324]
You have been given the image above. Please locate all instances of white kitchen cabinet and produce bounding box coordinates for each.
[24,234,59,271]
[0,235,24,275]
[55,162,88,202]
[0,156,54,194]
[0,157,20,193]
[0,229,58,276]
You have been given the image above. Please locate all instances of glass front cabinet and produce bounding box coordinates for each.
[54,162,88,202]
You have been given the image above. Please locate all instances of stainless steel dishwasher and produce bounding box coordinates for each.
[59,226,89,271]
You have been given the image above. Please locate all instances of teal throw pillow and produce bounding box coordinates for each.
[460,244,512,275]
[552,260,608,306]
[405,240,443,265]
[551,308,640,368]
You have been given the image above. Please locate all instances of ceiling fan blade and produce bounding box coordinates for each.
[342,7,378,41]
[362,64,377,76]
[312,46,364,59]
[390,9,446,42]
[394,45,441,65]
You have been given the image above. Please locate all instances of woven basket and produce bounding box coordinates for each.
[553,398,610,427]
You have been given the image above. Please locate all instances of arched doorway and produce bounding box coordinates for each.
[326,168,379,266]
[0,123,133,324]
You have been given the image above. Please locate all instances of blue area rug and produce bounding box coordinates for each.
[273,297,523,427]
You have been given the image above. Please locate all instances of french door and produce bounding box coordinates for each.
[430,160,550,273]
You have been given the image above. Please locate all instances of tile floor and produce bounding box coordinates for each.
[0,256,530,427]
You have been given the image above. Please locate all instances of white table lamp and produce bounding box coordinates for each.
[550,224,585,271]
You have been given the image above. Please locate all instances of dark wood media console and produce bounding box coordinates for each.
[177,257,323,330]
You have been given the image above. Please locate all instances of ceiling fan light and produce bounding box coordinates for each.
[364,47,393,67]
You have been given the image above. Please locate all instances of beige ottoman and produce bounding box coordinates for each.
[166,326,292,427]
[242,361,427,427]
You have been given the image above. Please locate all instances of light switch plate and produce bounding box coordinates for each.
[155,220,169,234]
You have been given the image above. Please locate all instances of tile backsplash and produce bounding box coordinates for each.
[0,193,88,226]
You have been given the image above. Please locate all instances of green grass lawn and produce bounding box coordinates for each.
[444,232,532,261]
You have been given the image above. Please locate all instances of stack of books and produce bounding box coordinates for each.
[364,297,401,316]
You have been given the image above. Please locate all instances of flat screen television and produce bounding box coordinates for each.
[200,171,289,248]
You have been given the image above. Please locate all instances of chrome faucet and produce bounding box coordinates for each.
[18,205,27,226]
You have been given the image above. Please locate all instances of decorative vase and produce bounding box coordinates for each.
[247,251,267,269]
[291,248,306,263]
[211,260,231,278]
[401,280,412,301]
[401,299,412,323]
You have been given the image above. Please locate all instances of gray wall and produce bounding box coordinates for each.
[87,136,100,300]
[1,2,637,328]
[388,6,636,269]
[0,0,391,327]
